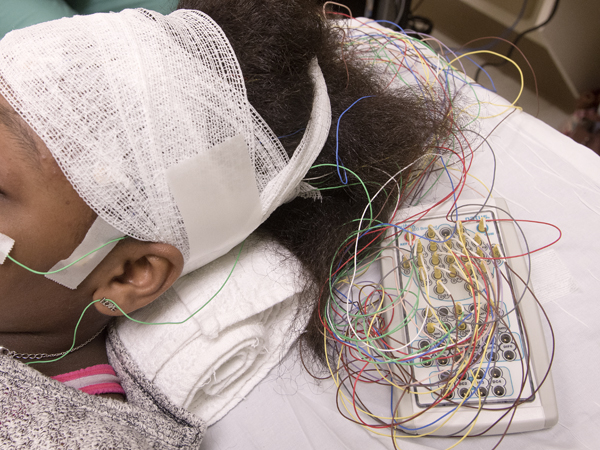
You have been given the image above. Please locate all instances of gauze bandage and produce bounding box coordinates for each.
[0,9,331,288]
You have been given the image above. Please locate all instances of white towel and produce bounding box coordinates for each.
[115,233,307,425]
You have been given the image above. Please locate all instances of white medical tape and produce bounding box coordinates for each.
[167,135,263,276]
[0,233,15,264]
[45,216,125,289]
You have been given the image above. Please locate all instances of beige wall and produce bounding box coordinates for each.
[411,0,599,111]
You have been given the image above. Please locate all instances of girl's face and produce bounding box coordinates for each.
[0,94,100,346]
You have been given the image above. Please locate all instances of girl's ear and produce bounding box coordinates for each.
[89,239,183,317]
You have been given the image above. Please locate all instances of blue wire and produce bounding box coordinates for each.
[335,96,374,184]
[278,128,305,139]
[362,19,407,34]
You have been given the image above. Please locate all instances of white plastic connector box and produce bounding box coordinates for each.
[379,198,558,436]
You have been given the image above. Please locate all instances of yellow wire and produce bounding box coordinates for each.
[444,164,493,197]
[448,50,525,117]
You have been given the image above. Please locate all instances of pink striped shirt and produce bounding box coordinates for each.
[52,364,126,396]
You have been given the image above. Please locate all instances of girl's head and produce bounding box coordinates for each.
[0,8,332,360]
[0,8,330,298]
[0,1,449,364]
[0,91,183,341]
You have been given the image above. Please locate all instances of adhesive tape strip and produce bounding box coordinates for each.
[167,134,262,276]
[45,217,125,289]
[0,232,15,264]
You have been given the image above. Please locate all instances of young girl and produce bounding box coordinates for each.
[0,0,450,447]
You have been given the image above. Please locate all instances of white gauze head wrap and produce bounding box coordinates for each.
[0,9,331,288]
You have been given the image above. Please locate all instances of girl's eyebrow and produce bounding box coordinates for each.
[0,102,42,170]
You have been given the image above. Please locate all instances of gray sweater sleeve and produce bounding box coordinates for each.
[0,327,205,449]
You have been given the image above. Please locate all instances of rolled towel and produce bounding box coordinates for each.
[116,233,306,425]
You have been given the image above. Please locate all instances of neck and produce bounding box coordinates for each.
[41,328,110,377]
[7,327,111,378]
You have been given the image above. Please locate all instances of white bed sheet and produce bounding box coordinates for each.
[204,92,600,449]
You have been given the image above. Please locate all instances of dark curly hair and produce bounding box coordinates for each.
[177,0,452,363]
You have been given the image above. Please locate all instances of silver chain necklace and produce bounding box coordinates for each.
[0,326,107,361]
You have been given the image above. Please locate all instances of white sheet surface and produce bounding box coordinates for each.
[204,95,600,449]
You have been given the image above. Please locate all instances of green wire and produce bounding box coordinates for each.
[27,241,245,365]
[310,163,374,224]
[7,237,126,275]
